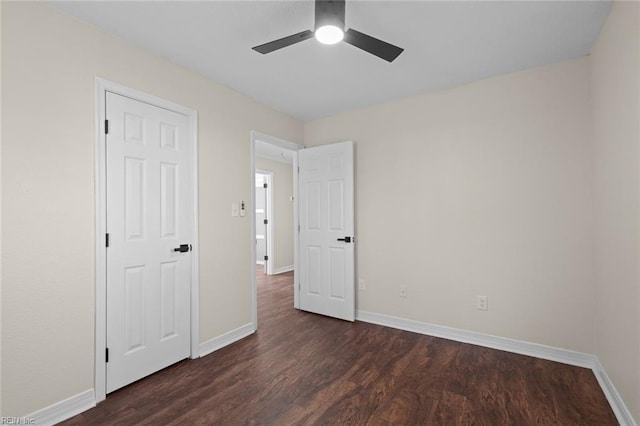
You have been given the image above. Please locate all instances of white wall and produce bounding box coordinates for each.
[0,2,303,417]
[590,1,640,421]
[255,157,294,272]
[305,58,596,353]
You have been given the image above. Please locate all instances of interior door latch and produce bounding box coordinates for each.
[174,244,191,252]
[337,237,352,243]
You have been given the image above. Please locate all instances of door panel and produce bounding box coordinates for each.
[124,157,145,239]
[106,92,191,393]
[299,141,354,321]
[160,163,178,237]
[160,261,178,340]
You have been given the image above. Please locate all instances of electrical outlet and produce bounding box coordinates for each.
[358,279,366,291]
[400,286,408,298]
[477,295,488,310]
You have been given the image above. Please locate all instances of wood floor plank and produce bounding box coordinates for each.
[61,267,617,425]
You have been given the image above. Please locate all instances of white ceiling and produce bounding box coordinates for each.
[51,1,611,121]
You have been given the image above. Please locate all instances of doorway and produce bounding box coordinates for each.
[250,132,302,329]
[250,133,356,328]
[95,79,200,403]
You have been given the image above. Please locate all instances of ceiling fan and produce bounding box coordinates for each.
[252,0,404,63]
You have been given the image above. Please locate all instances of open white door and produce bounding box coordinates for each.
[106,92,192,393]
[298,141,354,321]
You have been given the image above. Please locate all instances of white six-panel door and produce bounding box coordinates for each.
[298,141,355,321]
[106,92,192,393]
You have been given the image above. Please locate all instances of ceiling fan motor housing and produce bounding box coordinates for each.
[315,0,346,30]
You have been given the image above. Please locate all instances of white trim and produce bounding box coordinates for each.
[199,323,255,357]
[252,131,302,152]
[94,77,200,402]
[250,132,303,330]
[250,137,258,331]
[356,310,636,425]
[292,151,299,309]
[273,265,294,275]
[189,110,201,361]
[356,310,595,367]
[27,389,95,426]
[593,359,637,426]
[94,78,108,404]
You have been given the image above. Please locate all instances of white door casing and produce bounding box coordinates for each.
[298,141,355,321]
[250,132,302,329]
[105,92,192,393]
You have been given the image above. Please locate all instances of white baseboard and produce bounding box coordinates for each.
[199,322,255,357]
[356,310,595,367]
[17,314,636,426]
[26,388,95,426]
[593,359,637,426]
[356,310,635,426]
[272,265,294,275]
[20,324,254,425]
[19,324,255,425]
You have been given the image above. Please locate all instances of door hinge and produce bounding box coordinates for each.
[264,255,268,261]
[298,166,300,174]
[105,348,109,363]
[106,233,110,248]
[298,224,301,232]
[105,119,109,135]
[263,182,268,188]
[264,219,268,225]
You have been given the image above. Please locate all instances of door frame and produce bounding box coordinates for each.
[255,169,274,275]
[94,77,200,403]
[250,131,302,330]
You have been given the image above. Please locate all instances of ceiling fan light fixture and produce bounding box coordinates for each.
[315,25,344,45]
[252,0,404,62]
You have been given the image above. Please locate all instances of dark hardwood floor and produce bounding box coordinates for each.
[62,267,617,425]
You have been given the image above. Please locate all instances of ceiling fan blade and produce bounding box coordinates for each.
[343,28,404,62]
[252,30,314,54]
